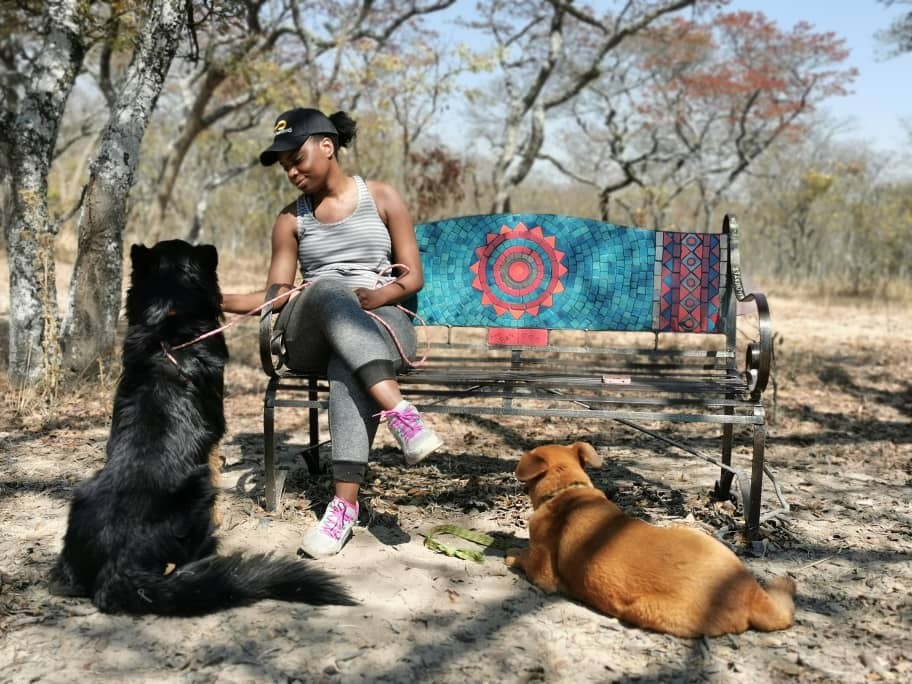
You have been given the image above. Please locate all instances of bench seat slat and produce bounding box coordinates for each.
[398,388,756,409]
[406,357,737,369]
[279,369,748,393]
[400,370,745,389]
[270,397,762,425]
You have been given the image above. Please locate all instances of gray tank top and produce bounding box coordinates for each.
[295,175,394,289]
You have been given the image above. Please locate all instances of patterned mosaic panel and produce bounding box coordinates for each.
[654,232,726,333]
[415,214,648,330]
[413,213,727,333]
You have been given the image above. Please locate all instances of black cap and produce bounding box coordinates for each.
[259,108,339,166]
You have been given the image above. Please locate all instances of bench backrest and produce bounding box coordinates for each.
[414,213,737,343]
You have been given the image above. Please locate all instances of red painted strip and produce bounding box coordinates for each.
[669,235,681,330]
[700,239,711,331]
[487,328,549,347]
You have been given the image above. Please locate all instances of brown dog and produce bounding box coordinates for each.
[505,442,796,637]
[209,446,225,527]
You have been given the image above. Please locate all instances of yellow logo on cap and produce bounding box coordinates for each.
[274,120,288,133]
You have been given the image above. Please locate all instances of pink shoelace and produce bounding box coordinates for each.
[320,497,357,540]
[376,406,422,440]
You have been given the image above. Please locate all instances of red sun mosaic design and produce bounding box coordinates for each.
[469,222,568,319]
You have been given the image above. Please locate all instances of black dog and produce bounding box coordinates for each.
[49,240,354,614]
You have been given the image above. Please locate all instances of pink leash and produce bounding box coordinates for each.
[364,263,430,368]
[161,281,310,366]
[161,264,428,368]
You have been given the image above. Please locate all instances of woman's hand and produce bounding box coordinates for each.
[354,287,387,310]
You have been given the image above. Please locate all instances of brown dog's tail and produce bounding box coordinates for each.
[94,553,356,615]
[748,575,796,632]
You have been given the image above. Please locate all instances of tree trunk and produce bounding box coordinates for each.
[60,0,187,374]
[490,113,522,213]
[489,5,564,214]
[485,0,696,213]
[154,64,229,218]
[2,0,85,384]
[187,162,255,244]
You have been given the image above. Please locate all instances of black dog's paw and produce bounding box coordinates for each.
[48,558,87,597]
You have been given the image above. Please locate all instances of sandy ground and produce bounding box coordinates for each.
[1,276,910,682]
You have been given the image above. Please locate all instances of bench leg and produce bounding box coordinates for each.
[304,375,321,475]
[264,377,279,511]
[746,408,766,540]
[715,420,735,500]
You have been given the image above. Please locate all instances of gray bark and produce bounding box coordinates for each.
[2,0,86,383]
[60,0,187,373]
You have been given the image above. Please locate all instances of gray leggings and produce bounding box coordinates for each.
[275,278,417,484]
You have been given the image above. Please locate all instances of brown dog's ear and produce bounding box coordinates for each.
[515,451,549,482]
[573,442,602,468]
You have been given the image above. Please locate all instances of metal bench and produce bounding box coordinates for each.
[258,213,775,538]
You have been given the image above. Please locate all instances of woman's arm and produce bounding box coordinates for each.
[221,204,299,314]
[356,180,424,310]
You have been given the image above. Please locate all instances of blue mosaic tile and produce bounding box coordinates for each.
[414,214,725,333]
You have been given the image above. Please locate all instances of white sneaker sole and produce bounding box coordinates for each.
[404,433,444,465]
[298,526,353,558]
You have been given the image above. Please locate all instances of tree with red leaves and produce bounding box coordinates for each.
[466,0,709,214]
[550,10,857,228]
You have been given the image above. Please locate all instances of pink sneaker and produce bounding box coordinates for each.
[299,496,358,558]
[376,400,444,465]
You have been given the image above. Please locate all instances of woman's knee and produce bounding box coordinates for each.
[296,279,362,327]
[306,278,357,303]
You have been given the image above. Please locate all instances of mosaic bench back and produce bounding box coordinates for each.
[413,213,732,338]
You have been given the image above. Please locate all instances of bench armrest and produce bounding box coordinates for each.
[259,284,286,378]
[737,290,772,398]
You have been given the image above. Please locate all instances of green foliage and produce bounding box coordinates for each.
[737,136,912,296]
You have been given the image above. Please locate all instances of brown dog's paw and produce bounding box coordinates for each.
[211,499,223,528]
[209,446,224,479]
[504,548,525,567]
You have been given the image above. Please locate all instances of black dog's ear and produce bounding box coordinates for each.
[130,244,154,279]
[131,244,150,266]
[194,244,218,273]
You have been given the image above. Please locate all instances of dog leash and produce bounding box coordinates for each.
[363,263,430,368]
[160,282,310,366]
[424,484,597,563]
[422,524,513,564]
[162,264,429,369]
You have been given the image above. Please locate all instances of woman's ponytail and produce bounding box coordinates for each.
[329,111,357,148]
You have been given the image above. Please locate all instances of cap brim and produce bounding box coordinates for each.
[259,137,304,166]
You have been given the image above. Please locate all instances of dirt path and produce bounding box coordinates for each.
[1,295,910,683]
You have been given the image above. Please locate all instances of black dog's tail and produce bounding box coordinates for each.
[101,553,356,615]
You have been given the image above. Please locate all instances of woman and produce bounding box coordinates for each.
[222,107,443,557]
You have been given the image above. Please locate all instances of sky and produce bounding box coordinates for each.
[431,0,911,151]
[726,0,911,150]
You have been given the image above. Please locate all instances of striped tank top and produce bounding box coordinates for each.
[295,175,394,289]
